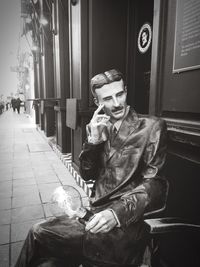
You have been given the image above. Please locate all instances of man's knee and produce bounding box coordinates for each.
[30,220,46,238]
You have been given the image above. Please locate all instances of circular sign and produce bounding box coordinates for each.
[137,23,152,54]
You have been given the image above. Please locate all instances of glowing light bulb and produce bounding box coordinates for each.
[50,185,93,223]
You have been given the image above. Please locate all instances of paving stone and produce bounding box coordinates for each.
[38,182,61,203]
[12,185,38,197]
[0,159,13,165]
[13,178,36,187]
[12,193,41,208]
[13,151,29,157]
[0,158,13,164]
[13,156,28,163]
[60,178,77,186]
[35,175,59,184]
[30,152,46,158]
[0,174,12,182]
[55,171,72,181]
[0,169,12,175]
[13,163,32,171]
[0,210,11,225]
[0,244,9,267]
[34,169,56,177]
[38,182,61,192]
[13,161,32,168]
[0,198,12,210]
[13,171,34,180]
[13,144,28,153]
[0,225,10,245]
[0,181,12,198]
[11,205,45,223]
[11,219,43,242]
[14,143,27,148]
[0,163,12,171]
[0,180,12,190]
[39,190,56,203]
[28,143,52,152]
[31,162,52,169]
[32,164,53,172]
[11,241,23,267]
[43,203,53,218]
[44,153,60,161]
[52,165,68,173]
[0,189,12,199]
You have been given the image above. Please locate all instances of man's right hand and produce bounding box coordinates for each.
[85,209,117,233]
[87,104,110,144]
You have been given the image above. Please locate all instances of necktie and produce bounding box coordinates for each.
[110,125,117,145]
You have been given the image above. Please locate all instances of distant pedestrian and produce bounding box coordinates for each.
[15,97,22,114]
[6,102,9,110]
[11,98,16,112]
[0,101,4,114]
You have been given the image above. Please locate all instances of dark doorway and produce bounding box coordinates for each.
[127,0,154,114]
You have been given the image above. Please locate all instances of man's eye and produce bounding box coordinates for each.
[116,92,124,97]
[103,97,112,101]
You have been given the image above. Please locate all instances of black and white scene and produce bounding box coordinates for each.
[0,0,200,266]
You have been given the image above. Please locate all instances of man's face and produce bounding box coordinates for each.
[95,79,127,123]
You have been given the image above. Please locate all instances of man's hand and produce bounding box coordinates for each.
[85,210,117,234]
[87,104,110,143]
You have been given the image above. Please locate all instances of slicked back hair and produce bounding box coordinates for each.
[90,69,124,96]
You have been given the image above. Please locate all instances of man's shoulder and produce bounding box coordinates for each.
[138,113,164,122]
[128,109,166,130]
[139,114,167,135]
[129,108,164,122]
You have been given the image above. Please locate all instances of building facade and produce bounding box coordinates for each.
[21,0,200,266]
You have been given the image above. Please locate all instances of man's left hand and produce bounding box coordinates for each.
[85,210,117,234]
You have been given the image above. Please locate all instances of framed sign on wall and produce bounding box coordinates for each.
[173,0,200,73]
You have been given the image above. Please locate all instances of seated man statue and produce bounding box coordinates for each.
[15,69,167,267]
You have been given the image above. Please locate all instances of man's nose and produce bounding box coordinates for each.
[113,97,120,107]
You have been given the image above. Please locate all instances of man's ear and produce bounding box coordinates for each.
[124,85,127,92]
[94,98,99,106]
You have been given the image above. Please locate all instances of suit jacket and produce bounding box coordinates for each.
[79,108,167,265]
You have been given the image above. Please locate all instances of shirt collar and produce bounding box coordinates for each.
[109,105,130,132]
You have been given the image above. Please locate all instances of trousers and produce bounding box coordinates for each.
[14,216,85,267]
[15,215,148,267]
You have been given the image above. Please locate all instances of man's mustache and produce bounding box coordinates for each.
[111,106,124,112]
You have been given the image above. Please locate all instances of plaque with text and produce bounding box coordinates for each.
[173,0,200,73]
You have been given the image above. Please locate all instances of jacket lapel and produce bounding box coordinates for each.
[107,109,139,161]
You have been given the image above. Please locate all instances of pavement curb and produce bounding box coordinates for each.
[50,143,92,197]
[36,127,92,197]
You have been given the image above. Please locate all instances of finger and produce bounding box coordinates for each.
[94,104,104,115]
[92,117,109,125]
[85,214,100,231]
[88,216,107,233]
[95,114,109,119]
[96,117,110,124]
[86,124,91,135]
[98,115,110,120]
[90,222,109,233]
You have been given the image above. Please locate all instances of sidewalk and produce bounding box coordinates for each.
[0,109,87,267]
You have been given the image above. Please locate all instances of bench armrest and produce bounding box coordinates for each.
[144,217,200,234]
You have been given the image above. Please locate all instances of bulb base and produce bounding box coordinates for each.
[78,209,94,224]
